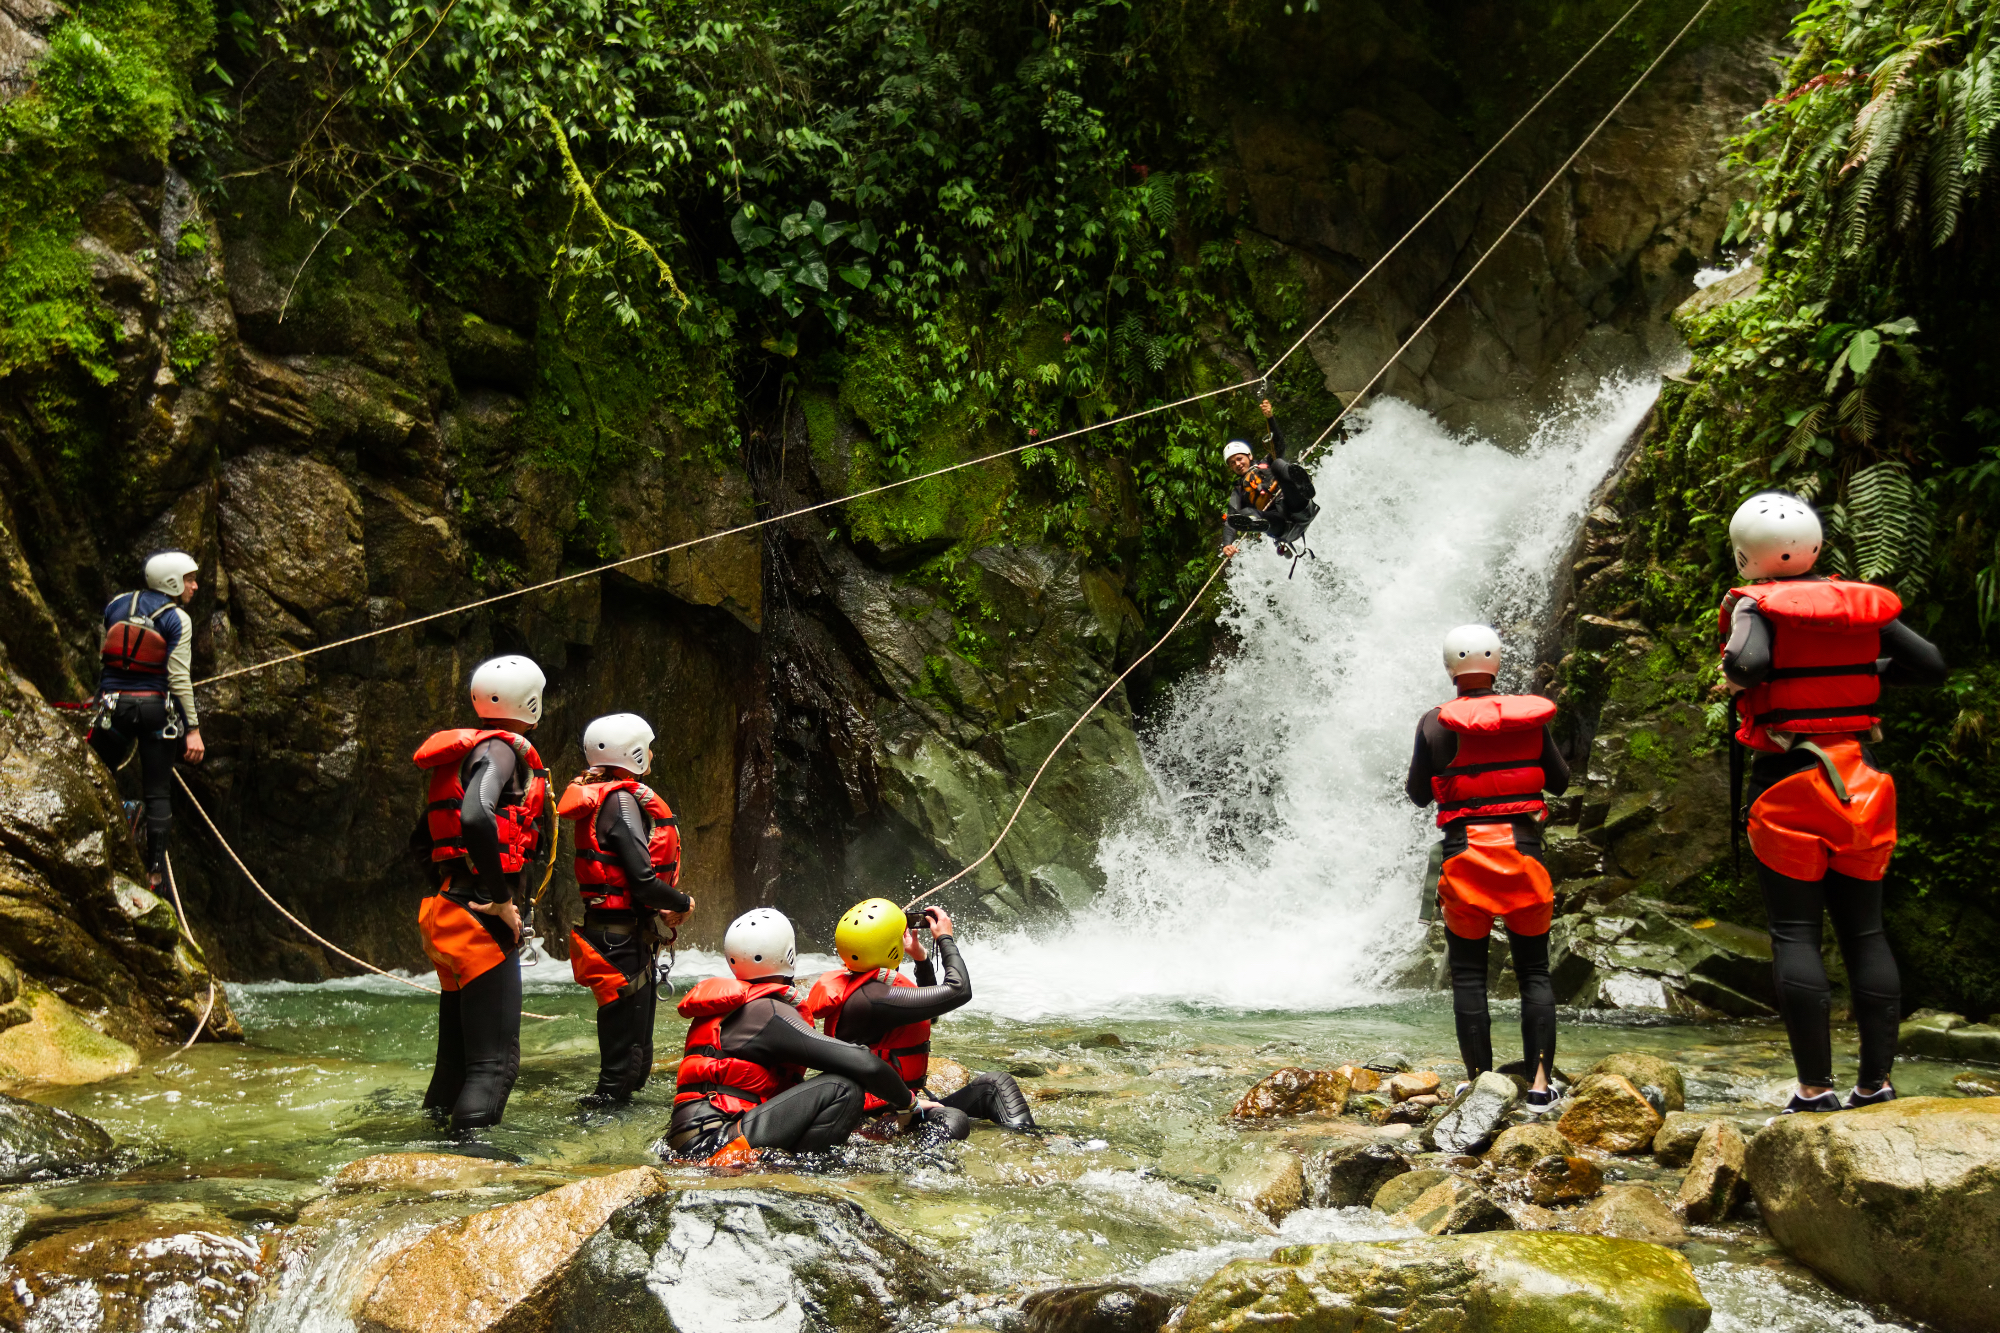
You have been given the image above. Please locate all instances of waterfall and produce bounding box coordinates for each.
[968,377,1662,1020]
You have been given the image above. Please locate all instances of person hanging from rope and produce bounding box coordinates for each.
[1218,397,1319,562]
[91,551,206,891]
[1720,493,1944,1115]
[799,899,1035,1142]
[557,713,694,1108]
[1406,625,1567,1114]
[410,655,553,1131]
[662,908,914,1165]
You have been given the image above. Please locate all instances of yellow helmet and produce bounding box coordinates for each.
[834,898,907,972]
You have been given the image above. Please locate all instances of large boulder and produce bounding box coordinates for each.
[0,1090,116,1183]
[1559,1073,1665,1153]
[1178,1232,1711,1333]
[1900,1012,2000,1067]
[1484,1122,1570,1170]
[1586,1053,1686,1113]
[1231,1068,1350,1119]
[0,1211,262,1330]
[1430,1071,1517,1154]
[1746,1096,2000,1333]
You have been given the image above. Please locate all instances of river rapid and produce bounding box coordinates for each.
[7,383,1945,1331]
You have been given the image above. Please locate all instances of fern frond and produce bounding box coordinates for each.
[1847,460,1923,583]
[1781,403,1829,468]
[1823,500,1854,577]
[1838,385,1881,444]
[1144,176,1177,230]
[1930,91,1970,245]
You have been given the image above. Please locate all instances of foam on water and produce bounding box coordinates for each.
[965,378,1660,1021]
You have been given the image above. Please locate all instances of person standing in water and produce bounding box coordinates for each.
[410,655,552,1130]
[557,712,694,1107]
[1218,398,1318,559]
[1406,625,1567,1112]
[1720,492,1944,1113]
[92,551,206,890]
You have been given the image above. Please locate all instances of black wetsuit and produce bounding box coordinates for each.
[580,790,693,1103]
[1405,689,1571,1082]
[830,937,1035,1138]
[1722,575,1945,1089]
[664,992,913,1157]
[92,591,198,879]
[1219,418,1318,554]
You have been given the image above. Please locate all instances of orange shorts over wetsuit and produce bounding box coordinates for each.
[1436,822,1554,939]
[418,887,516,991]
[1747,735,1897,882]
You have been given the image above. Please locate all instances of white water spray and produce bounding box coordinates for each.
[968,377,1661,1020]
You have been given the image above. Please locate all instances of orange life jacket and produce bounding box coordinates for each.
[412,729,548,874]
[555,778,681,911]
[1242,464,1284,512]
[100,592,170,674]
[1429,693,1556,828]
[1720,580,1902,753]
[801,967,932,1112]
[673,977,803,1114]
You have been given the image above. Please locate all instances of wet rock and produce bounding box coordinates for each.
[1949,1024,2000,1066]
[1955,1071,2000,1098]
[1371,1168,1453,1215]
[0,1212,262,1330]
[1431,1071,1517,1155]
[926,1056,975,1098]
[1652,1111,1726,1167]
[1022,1282,1173,1333]
[1307,1140,1409,1208]
[1222,1149,1306,1221]
[1746,1096,2000,1333]
[1178,1233,1711,1333]
[1899,1008,1969,1059]
[1386,1070,1440,1102]
[1676,1121,1746,1225]
[1569,1184,1689,1245]
[1371,1098,1433,1126]
[0,1091,115,1183]
[1335,1064,1382,1094]
[1230,1067,1349,1120]
[1559,1073,1665,1153]
[332,1152,579,1195]
[1394,1175,1514,1235]
[1586,1052,1686,1113]
[1484,1122,1571,1170]
[1528,1153,1604,1205]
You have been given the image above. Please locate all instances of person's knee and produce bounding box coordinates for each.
[918,1105,973,1141]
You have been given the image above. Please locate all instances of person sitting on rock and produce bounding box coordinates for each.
[799,899,1034,1140]
[1405,624,1568,1113]
[663,908,914,1165]
[1720,492,1944,1113]
[91,550,207,890]
[1218,397,1319,561]
[556,712,694,1108]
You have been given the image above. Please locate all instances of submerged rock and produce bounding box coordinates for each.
[1230,1067,1349,1119]
[1306,1140,1409,1208]
[1676,1121,1746,1224]
[1568,1184,1689,1246]
[1430,1071,1516,1154]
[0,1212,262,1330]
[1746,1096,2000,1333]
[1528,1153,1604,1206]
[1022,1283,1173,1333]
[1558,1073,1665,1153]
[0,1091,115,1183]
[1586,1052,1686,1113]
[1222,1149,1307,1221]
[1178,1232,1711,1333]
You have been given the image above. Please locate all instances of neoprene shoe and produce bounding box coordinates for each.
[1844,1083,1896,1109]
[1780,1089,1842,1115]
[1523,1089,1558,1116]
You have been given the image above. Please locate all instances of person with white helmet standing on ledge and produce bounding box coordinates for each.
[91,551,206,890]
[410,655,553,1130]
[1218,397,1319,561]
[556,713,695,1107]
[1720,492,1944,1114]
[662,908,914,1166]
[1405,624,1569,1112]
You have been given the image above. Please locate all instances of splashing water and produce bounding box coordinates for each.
[969,378,1661,1020]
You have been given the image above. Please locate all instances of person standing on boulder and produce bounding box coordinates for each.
[410,655,553,1131]
[557,712,694,1108]
[1406,625,1568,1112]
[91,551,206,890]
[1720,493,1944,1113]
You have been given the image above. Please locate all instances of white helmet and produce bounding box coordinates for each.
[144,551,199,598]
[1730,492,1822,579]
[469,655,545,727]
[723,908,796,981]
[1443,624,1502,680]
[583,712,653,776]
[1223,440,1253,463]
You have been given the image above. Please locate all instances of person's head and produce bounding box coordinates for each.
[582,712,653,776]
[1729,492,1822,580]
[469,655,546,732]
[1442,623,1501,691]
[1223,439,1254,477]
[834,897,907,974]
[723,908,797,982]
[144,551,199,604]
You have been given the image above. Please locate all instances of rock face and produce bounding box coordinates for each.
[0,1091,115,1182]
[1746,1096,2000,1333]
[1559,1073,1665,1153]
[1022,1283,1174,1333]
[1675,1121,1746,1224]
[1178,1232,1711,1333]
[1231,1067,1350,1119]
[1431,1071,1517,1154]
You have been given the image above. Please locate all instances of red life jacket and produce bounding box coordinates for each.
[1720,579,1902,753]
[555,778,681,912]
[100,592,170,675]
[1429,693,1556,828]
[801,967,932,1112]
[674,977,803,1114]
[412,729,548,874]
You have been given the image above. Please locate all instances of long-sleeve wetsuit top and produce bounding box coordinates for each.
[98,590,199,727]
[453,736,547,904]
[1220,417,1316,551]
[592,789,692,913]
[668,991,915,1136]
[829,936,972,1048]
[1722,575,1947,690]
[1404,688,1571,810]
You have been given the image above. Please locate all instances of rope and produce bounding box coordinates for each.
[160,851,218,1054]
[1302,0,1721,461]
